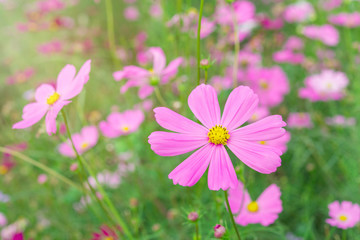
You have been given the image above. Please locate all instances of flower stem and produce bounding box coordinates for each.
[195,221,200,240]
[0,146,81,191]
[105,0,121,69]
[154,86,167,106]
[224,190,241,240]
[204,68,208,84]
[231,5,240,89]
[196,0,204,85]
[61,109,134,240]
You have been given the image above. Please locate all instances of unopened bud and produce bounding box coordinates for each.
[214,224,226,238]
[200,59,209,66]
[187,212,199,222]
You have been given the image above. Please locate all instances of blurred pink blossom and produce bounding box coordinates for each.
[287,113,313,129]
[283,2,315,23]
[302,25,339,46]
[7,68,35,85]
[124,6,139,21]
[326,201,360,229]
[329,12,360,28]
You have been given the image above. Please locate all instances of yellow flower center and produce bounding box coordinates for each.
[81,142,89,149]
[208,125,230,145]
[122,126,130,132]
[259,141,267,145]
[247,201,259,213]
[339,215,347,221]
[104,237,114,240]
[0,165,9,175]
[259,80,269,90]
[47,92,60,105]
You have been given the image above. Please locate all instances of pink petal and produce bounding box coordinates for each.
[58,142,75,158]
[220,86,259,131]
[227,140,282,174]
[231,115,286,141]
[149,47,166,74]
[113,70,125,81]
[228,181,252,214]
[161,57,183,83]
[13,103,48,129]
[148,131,208,156]
[138,85,154,99]
[81,126,99,146]
[153,107,208,135]
[168,144,213,187]
[35,84,56,103]
[188,84,221,129]
[45,100,71,136]
[55,64,76,94]
[256,184,282,226]
[207,145,238,191]
[99,121,122,138]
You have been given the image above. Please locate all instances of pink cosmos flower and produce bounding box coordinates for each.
[37,174,48,184]
[302,25,339,46]
[283,2,314,23]
[210,76,232,93]
[238,51,261,68]
[148,84,286,191]
[200,18,216,39]
[326,201,360,229]
[257,14,283,30]
[228,182,282,226]
[113,47,183,99]
[7,68,35,85]
[214,1,255,26]
[287,113,313,129]
[322,0,342,11]
[299,70,348,101]
[248,106,269,123]
[246,67,289,107]
[58,126,98,158]
[37,40,63,55]
[325,115,356,127]
[273,50,305,64]
[329,12,360,28]
[37,0,64,14]
[149,3,163,19]
[284,36,304,51]
[0,212,7,227]
[99,109,144,138]
[92,225,119,240]
[13,60,91,135]
[124,6,139,21]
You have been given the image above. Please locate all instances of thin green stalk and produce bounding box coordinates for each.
[61,110,134,240]
[204,68,208,84]
[231,5,240,88]
[105,0,121,68]
[342,230,347,240]
[196,0,205,85]
[195,221,200,240]
[224,190,241,240]
[154,86,167,106]
[0,147,81,191]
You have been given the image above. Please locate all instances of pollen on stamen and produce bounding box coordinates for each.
[339,215,347,221]
[47,92,60,105]
[247,201,259,213]
[208,125,230,145]
[81,142,89,149]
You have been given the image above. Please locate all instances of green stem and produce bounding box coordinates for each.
[195,221,200,240]
[61,110,134,240]
[105,0,121,69]
[204,68,208,84]
[154,86,167,106]
[196,0,205,85]
[342,229,347,240]
[224,190,241,240]
[231,5,240,88]
[0,147,81,191]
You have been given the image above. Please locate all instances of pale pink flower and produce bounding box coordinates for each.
[299,70,349,101]
[325,115,356,127]
[257,14,284,30]
[246,67,289,107]
[287,113,313,128]
[200,18,216,39]
[37,40,63,55]
[149,3,163,19]
[210,76,232,93]
[273,50,305,64]
[228,182,282,226]
[13,60,91,135]
[124,6,139,21]
[284,36,304,51]
[322,0,342,11]
[113,47,183,99]
[214,224,226,238]
[329,12,360,28]
[58,126,98,158]
[302,25,339,46]
[37,174,48,184]
[37,0,65,14]
[283,2,315,23]
[0,212,6,227]
[99,109,144,138]
[148,84,286,190]
[326,201,360,229]
[238,51,261,68]
[248,106,269,123]
[7,68,35,85]
[214,0,255,26]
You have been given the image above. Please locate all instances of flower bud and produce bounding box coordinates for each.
[200,59,209,66]
[187,212,199,222]
[214,224,226,238]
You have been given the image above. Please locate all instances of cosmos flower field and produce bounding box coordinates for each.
[1,0,360,239]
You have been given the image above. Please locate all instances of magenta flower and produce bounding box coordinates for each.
[326,201,360,229]
[148,84,286,191]
[228,182,282,226]
[124,6,139,21]
[92,225,119,240]
[273,50,305,65]
[13,60,91,136]
[299,70,348,101]
[58,126,98,158]
[329,12,360,28]
[113,47,183,99]
[284,36,304,51]
[302,25,339,46]
[287,112,313,129]
[99,109,144,138]
[7,68,35,85]
[246,66,289,107]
